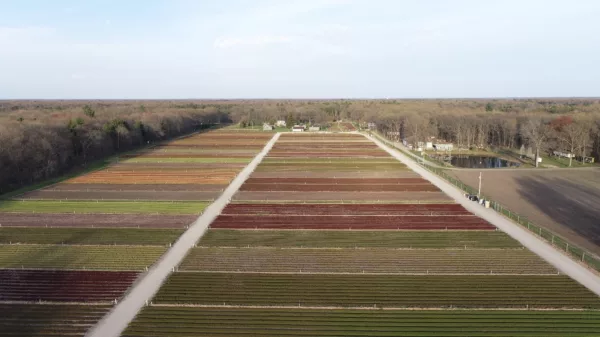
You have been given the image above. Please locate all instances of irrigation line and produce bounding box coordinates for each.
[85,133,281,337]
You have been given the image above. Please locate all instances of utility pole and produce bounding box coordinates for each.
[478,172,482,199]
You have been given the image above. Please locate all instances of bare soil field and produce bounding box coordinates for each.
[234,191,452,202]
[0,213,196,228]
[449,168,600,255]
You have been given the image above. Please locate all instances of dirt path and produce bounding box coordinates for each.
[368,133,600,296]
[85,133,281,337]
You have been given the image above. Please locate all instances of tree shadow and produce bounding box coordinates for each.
[514,175,600,247]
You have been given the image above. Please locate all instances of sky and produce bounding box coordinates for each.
[1,0,600,99]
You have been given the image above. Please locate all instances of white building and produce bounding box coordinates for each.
[292,125,305,132]
[263,123,273,131]
[309,126,320,132]
[275,120,287,127]
[433,143,454,151]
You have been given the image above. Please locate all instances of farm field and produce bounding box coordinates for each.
[199,229,522,248]
[0,245,165,270]
[0,129,273,336]
[1,304,111,337]
[123,307,600,337]
[154,273,598,308]
[180,247,556,274]
[0,228,183,245]
[124,132,600,335]
[449,168,600,256]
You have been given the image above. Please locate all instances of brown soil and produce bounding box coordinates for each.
[449,168,600,255]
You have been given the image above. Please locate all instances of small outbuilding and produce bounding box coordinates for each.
[433,143,454,151]
[275,120,287,127]
[309,126,320,132]
[292,125,305,132]
[263,123,273,131]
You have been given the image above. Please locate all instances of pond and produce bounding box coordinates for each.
[450,156,520,168]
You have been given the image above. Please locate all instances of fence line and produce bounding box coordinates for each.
[375,133,600,273]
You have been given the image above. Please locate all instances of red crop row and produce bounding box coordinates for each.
[0,270,139,302]
[221,203,471,216]
[210,215,495,230]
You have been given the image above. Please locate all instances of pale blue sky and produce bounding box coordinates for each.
[1,0,599,99]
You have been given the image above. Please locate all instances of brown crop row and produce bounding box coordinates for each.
[239,183,440,192]
[244,178,430,184]
[221,203,470,216]
[0,213,196,228]
[19,190,221,201]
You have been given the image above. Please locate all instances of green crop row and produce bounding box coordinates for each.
[123,307,600,336]
[0,200,208,214]
[153,273,600,309]
[199,229,523,248]
[0,304,111,337]
[179,247,556,274]
[0,228,184,246]
[0,244,166,270]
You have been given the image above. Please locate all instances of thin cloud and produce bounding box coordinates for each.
[213,35,293,49]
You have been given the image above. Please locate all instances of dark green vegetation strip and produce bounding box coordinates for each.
[179,247,556,274]
[0,304,112,337]
[154,273,600,309]
[0,228,184,246]
[123,307,600,337]
[0,245,166,270]
[0,200,208,214]
[200,229,522,248]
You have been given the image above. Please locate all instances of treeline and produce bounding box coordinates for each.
[0,101,231,194]
[3,98,600,194]
[374,111,600,167]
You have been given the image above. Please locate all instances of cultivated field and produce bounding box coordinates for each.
[123,132,600,336]
[0,129,272,335]
[449,168,600,256]
[123,307,600,337]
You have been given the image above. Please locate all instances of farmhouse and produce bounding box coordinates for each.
[309,126,320,132]
[275,120,287,127]
[292,125,305,132]
[263,123,273,131]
